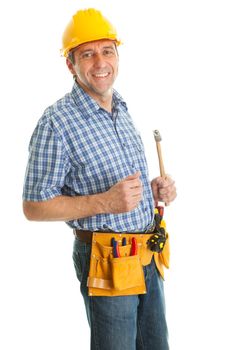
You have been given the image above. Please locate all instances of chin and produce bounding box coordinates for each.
[94,87,112,97]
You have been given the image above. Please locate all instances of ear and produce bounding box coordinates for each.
[66,58,76,75]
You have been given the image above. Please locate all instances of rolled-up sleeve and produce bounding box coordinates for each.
[23,120,70,201]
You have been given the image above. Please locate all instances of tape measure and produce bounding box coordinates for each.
[147,207,167,253]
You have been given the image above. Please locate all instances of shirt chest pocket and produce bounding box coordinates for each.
[65,125,146,190]
[127,133,144,152]
[68,135,126,174]
[119,127,144,156]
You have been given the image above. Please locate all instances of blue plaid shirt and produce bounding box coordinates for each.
[23,83,154,232]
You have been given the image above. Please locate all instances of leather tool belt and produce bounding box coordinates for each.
[74,230,170,297]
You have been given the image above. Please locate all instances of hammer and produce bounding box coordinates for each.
[153,130,166,179]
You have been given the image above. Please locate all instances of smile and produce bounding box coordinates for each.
[92,72,109,78]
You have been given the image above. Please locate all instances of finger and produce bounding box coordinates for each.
[159,185,174,195]
[168,190,177,202]
[131,191,143,199]
[123,178,142,190]
[124,195,142,211]
[131,197,142,209]
[159,182,176,195]
[155,175,174,188]
[130,180,142,190]
[154,176,163,186]
[160,189,177,204]
[124,171,141,181]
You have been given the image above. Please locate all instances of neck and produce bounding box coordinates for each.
[86,91,113,113]
[76,80,113,113]
[97,98,112,113]
[88,89,113,113]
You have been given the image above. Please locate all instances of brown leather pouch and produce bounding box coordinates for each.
[87,232,170,297]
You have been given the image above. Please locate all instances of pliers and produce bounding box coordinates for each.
[111,237,138,257]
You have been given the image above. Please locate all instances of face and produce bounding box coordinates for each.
[67,40,119,102]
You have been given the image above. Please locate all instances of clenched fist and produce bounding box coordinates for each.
[104,171,143,214]
[151,175,177,206]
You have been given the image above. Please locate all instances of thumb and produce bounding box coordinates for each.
[124,171,141,182]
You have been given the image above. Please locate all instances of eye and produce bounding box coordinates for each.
[103,48,115,57]
[80,51,94,60]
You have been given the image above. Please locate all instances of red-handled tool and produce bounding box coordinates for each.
[131,237,137,255]
[156,206,164,218]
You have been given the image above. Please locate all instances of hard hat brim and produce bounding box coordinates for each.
[61,37,121,57]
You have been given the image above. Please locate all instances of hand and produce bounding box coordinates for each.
[104,172,143,214]
[151,175,177,206]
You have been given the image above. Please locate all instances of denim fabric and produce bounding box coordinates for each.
[73,237,169,350]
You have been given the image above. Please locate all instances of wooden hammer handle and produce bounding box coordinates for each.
[156,142,166,179]
[156,140,169,206]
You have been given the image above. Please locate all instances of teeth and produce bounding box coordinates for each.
[93,73,108,78]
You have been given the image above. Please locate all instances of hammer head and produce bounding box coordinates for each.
[153,130,162,142]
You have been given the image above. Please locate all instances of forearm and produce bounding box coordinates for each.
[23,172,143,222]
[23,193,107,222]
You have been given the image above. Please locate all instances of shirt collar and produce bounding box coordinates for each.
[71,82,128,119]
[112,89,128,112]
[71,82,100,118]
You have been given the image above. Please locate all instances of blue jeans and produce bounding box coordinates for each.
[73,237,169,350]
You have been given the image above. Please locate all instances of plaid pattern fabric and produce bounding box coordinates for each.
[23,83,154,232]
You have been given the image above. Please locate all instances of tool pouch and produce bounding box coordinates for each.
[111,255,144,291]
[87,232,170,297]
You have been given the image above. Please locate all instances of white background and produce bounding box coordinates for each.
[0,0,233,349]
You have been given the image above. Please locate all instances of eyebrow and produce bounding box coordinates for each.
[78,45,116,55]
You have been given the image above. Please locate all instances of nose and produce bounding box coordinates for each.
[93,53,106,68]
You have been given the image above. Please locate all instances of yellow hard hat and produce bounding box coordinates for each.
[61,8,121,57]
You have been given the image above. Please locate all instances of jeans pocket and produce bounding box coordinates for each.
[73,250,82,281]
[72,238,90,282]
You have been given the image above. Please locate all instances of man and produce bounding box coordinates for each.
[23,8,176,350]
